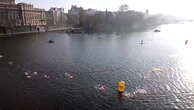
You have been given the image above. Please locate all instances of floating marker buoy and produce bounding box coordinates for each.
[185,40,188,45]
[118,81,126,93]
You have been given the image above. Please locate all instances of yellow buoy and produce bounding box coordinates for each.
[118,81,126,93]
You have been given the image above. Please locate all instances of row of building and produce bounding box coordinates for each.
[0,0,151,34]
[0,0,67,33]
[67,5,150,32]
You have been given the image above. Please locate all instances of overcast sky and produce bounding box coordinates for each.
[16,0,194,19]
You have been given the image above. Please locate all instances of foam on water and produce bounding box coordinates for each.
[134,89,148,94]
[124,88,148,98]
[144,67,162,79]
[124,92,134,98]
[166,85,171,91]
[144,67,170,82]
[169,54,179,58]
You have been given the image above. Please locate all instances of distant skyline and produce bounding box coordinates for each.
[16,0,194,19]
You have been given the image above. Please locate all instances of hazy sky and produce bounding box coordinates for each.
[16,0,194,19]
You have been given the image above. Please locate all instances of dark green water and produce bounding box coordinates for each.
[0,23,194,110]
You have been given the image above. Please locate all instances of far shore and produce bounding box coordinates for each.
[0,23,176,37]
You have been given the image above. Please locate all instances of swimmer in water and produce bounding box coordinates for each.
[64,72,74,79]
[0,55,3,58]
[95,84,106,91]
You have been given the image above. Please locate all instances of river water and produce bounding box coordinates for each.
[0,23,194,110]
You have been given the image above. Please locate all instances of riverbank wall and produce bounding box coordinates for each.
[0,26,77,36]
[0,25,45,36]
